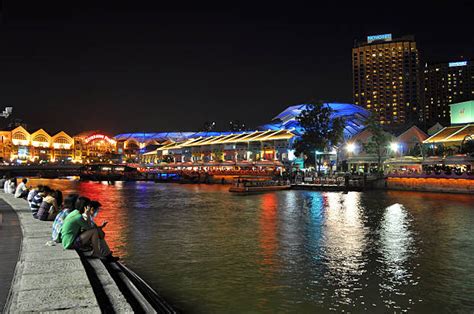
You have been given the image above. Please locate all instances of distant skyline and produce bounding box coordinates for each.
[0,2,473,134]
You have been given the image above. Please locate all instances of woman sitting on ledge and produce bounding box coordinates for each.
[36,186,59,221]
[60,197,117,261]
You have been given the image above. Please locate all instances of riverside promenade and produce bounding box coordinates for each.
[0,193,133,313]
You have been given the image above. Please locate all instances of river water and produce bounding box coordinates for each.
[30,179,474,313]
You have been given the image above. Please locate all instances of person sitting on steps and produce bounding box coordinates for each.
[60,197,118,262]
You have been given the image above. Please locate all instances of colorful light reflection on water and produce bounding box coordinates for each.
[30,179,474,313]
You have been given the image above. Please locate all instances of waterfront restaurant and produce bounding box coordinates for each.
[113,132,198,162]
[0,126,75,163]
[420,101,474,175]
[141,129,297,169]
[381,101,474,178]
[73,131,118,163]
[343,125,429,174]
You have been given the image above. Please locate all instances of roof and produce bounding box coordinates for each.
[114,132,197,143]
[152,130,296,152]
[423,124,474,144]
[259,102,369,139]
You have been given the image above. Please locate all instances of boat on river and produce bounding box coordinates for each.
[229,176,291,193]
[79,164,140,181]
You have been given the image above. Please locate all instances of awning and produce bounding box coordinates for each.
[384,157,423,165]
[444,155,474,165]
[422,157,444,165]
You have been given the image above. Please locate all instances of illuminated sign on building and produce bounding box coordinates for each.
[450,100,474,124]
[367,34,392,43]
[84,134,116,145]
[448,61,467,67]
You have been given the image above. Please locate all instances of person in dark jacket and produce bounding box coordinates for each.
[37,187,58,221]
[31,185,46,218]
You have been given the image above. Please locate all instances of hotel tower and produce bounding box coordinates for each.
[422,60,474,125]
[352,34,420,125]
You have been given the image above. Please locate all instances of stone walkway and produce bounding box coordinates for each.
[0,193,101,313]
[0,198,22,310]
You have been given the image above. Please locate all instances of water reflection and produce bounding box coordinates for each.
[258,193,279,271]
[378,203,418,310]
[321,192,366,309]
[27,180,474,313]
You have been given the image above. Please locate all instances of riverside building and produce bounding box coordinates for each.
[73,131,118,163]
[353,34,420,125]
[0,128,118,163]
[0,103,369,166]
[141,129,297,166]
[422,60,474,125]
[0,127,75,163]
[140,103,369,169]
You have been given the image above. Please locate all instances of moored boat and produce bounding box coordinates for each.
[79,164,140,181]
[229,176,291,193]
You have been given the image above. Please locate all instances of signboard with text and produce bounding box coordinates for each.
[84,134,116,144]
[367,33,392,43]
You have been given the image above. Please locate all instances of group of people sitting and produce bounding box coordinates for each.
[0,176,30,199]
[1,177,118,262]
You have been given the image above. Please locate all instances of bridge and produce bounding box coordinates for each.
[0,165,82,178]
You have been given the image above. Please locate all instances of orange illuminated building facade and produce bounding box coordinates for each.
[73,131,118,163]
[0,128,118,164]
[0,126,74,163]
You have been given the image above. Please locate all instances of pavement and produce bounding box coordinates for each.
[0,193,101,313]
[0,198,22,311]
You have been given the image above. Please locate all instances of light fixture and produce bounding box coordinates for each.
[346,143,356,153]
[390,142,399,152]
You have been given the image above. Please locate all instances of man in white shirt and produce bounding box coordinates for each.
[15,178,29,198]
[4,178,10,193]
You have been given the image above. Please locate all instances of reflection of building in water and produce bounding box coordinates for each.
[379,203,414,282]
[321,192,366,304]
[77,181,129,258]
[259,193,279,272]
[378,203,417,310]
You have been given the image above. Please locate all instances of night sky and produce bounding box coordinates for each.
[1,2,473,135]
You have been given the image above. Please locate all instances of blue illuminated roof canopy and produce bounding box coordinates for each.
[114,103,369,143]
[258,102,369,139]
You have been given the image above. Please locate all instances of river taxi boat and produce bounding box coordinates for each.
[79,164,140,181]
[229,176,291,193]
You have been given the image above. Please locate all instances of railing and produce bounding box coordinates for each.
[235,180,290,188]
[388,171,474,179]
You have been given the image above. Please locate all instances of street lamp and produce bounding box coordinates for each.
[346,142,356,153]
[315,150,323,174]
[390,142,399,153]
[345,143,356,174]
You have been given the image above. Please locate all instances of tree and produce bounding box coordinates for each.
[202,121,216,132]
[362,114,390,172]
[461,136,474,155]
[293,102,345,173]
[229,120,246,132]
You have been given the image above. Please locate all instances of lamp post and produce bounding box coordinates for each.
[390,142,400,157]
[345,142,356,173]
[315,150,323,176]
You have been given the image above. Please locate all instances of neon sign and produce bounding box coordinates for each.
[449,61,467,67]
[367,34,392,43]
[84,134,116,145]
